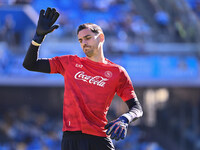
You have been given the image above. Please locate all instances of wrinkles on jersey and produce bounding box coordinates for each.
[65,77,108,131]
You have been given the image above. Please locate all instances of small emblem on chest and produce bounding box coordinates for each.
[104,71,112,78]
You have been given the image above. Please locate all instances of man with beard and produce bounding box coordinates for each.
[23,7,143,150]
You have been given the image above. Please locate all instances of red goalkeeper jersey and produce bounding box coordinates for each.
[49,55,136,137]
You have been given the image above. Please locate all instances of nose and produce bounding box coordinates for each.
[82,39,88,45]
[82,42,88,49]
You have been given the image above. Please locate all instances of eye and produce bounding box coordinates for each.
[79,39,82,43]
[86,37,91,40]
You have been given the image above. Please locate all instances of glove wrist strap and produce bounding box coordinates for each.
[121,113,136,123]
[33,33,45,44]
[119,116,129,124]
[31,40,41,46]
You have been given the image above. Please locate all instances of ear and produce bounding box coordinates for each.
[99,33,105,42]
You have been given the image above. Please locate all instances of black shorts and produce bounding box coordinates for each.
[61,131,115,150]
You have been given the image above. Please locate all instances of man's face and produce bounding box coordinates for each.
[78,28,101,57]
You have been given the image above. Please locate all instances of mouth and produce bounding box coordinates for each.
[84,46,90,49]
[83,46,91,51]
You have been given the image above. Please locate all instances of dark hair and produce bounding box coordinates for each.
[77,23,103,35]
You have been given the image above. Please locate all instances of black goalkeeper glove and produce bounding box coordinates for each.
[33,7,60,44]
[105,116,129,141]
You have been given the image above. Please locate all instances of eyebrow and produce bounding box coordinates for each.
[78,35,91,41]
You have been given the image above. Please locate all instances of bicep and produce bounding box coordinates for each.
[26,59,51,73]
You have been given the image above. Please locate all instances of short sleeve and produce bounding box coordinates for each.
[49,55,69,75]
[116,67,136,101]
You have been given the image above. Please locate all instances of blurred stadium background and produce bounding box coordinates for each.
[0,0,200,150]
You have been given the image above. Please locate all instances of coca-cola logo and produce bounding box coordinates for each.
[74,71,108,87]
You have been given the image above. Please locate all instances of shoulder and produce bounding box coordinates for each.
[52,55,80,62]
[107,59,130,80]
[59,55,79,59]
[106,58,126,72]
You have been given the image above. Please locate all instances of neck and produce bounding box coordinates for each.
[87,48,105,63]
[87,55,105,63]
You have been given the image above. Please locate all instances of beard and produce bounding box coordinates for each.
[85,49,94,57]
[83,46,94,57]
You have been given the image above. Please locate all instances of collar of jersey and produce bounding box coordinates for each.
[84,57,109,65]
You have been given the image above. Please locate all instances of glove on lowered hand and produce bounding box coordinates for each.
[33,7,60,44]
[105,116,129,141]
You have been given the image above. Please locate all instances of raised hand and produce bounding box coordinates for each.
[33,7,60,44]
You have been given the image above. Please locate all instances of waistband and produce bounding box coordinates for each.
[63,131,106,140]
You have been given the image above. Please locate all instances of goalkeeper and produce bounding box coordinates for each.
[23,7,143,150]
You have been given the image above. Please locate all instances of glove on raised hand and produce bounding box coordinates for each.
[33,7,60,44]
[105,116,129,141]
